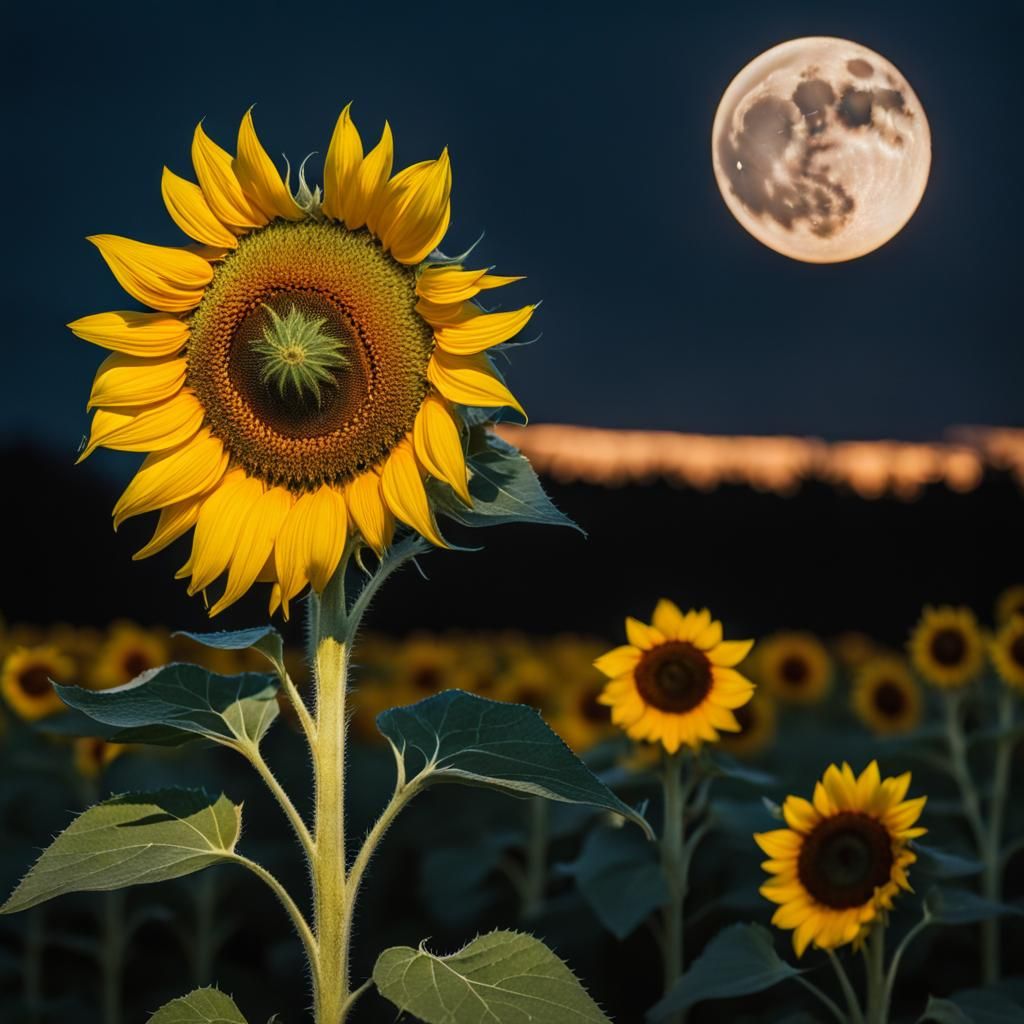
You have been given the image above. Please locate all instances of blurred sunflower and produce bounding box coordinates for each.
[909,606,985,689]
[70,106,532,617]
[394,633,465,700]
[756,762,926,957]
[91,622,171,689]
[832,631,878,671]
[852,656,922,735]
[719,690,777,758]
[756,632,832,705]
[995,585,1024,625]
[552,674,615,754]
[1,646,75,721]
[73,737,127,780]
[991,616,1024,691]
[594,600,754,754]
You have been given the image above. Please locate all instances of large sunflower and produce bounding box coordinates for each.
[991,616,1024,691]
[70,106,533,617]
[852,656,923,736]
[594,600,755,754]
[908,606,985,689]
[756,762,926,957]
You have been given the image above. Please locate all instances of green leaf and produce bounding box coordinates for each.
[913,844,983,879]
[1,789,240,914]
[55,664,279,748]
[377,690,652,838]
[148,987,249,1023]
[648,923,801,1021]
[925,887,1024,925]
[704,752,776,789]
[174,627,285,675]
[373,929,611,1024]
[430,431,581,532]
[561,825,668,938]
[919,989,1024,1023]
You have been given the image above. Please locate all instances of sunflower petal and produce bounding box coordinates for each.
[346,470,394,555]
[416,267,488,304]
[594,645,641,678]
[694,618,723,650]
[132,494,204,561]
[322,103,364,223]
[708,638,754,667]
[377,150,452,264]
[68,311,189,357]
[652,599,686,639]
[88,235,213,313]
[380,440,447,548]
[344,122,393,230]
[433,304,536,356]
[625,618,663,651]
[87,353,187,411]
[274,485,347,616]
[413,394,470,505]
[234,109,303,221]
[185,472,263,594]
[191,121,266,231]
[161,167,238,248]
[79,391,204,461]
[427,350,526,418]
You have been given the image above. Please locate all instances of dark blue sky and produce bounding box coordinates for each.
[3,0,1020,474]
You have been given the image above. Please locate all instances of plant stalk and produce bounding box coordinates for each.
[101,889,125,1024]
[660,749,688,1024]
[522,797,549,919]
[862,924,887,1024]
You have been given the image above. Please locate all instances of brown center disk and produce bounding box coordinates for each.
[798,812,894,909]
[779,654,810,688]
[186,220,434,489]
[635,642,713,713]
[930,628,967,667]
[1010,635,1024,669]
[18,666,53,697]
[873,680,907,718]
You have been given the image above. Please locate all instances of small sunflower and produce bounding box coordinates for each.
[71,106,533,617]
[832,631,878,671]
[91,621,171,689]
[995,585,1024,625]
[719,690,777,758]
[909,606,985,689]
[1,646,75,721]
[551,667,616,755]
[756,762,926,957]
[73,737,127,780]
[852,656,922,735]
[594,600,755,754]
[991,616,1024,691]
[756,632,832,705]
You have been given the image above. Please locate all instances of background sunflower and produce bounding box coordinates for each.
[909,606,986,689]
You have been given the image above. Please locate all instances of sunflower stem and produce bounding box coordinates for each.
[880,910,931,1019]
[100,889,126,1024]
[861,924,887,1024]
[827,949,865,1024]
[522,797,550,919]
[23,907,44,1024]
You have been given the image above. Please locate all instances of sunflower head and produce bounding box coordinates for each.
[991,616,1024,691]
[594,600,755,754]
[755,761,926,957]
[73,737,126,780]
[756,632,832,705]
[1,645,74,721]
[852,656,923,736]
[995,585,1024,626]
[91,622,170,690]
[909,606,986,689]
[718,690,777,758]
[70,105,535,618]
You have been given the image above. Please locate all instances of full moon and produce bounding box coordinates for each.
[712,37,931,263]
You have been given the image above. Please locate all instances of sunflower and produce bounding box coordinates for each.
[73,737,127,780]
[1,646,75,721]
[995,585,1024,625]
[91,621,171,689]
[852,656,922,735]
[832,631,878,671]
[755,761,926,957]
[991,616,1024,691]
[70,106,532,617]
[756,632,832,705]
[594,600,755,754]
[908,606,985,689]
[719,690,777,758]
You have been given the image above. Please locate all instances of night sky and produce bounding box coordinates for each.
[3,0,1021,477]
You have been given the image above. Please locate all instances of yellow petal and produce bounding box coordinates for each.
[694,618,723,650]
[113,429,227,529]
[210,487,294,616]
[346,470,394,555]
[412,394,470,505]
[88,235,212,313]
[161,167,238,248]
[79,391,204,461]
[274,485,347,615]
[185,471,263,594]
[416,297,478,326]
[708,639,754,667]
[625,617,663,651]
[68,311,189,357]
[322,103,363,223]
[434,304,536,356]
[754,829,802,858]
[593,645,641,678]
[376,151,452,263]
[345,122,393,230]
[88,352,187,410]
[234,109,302,221]
[380,440,447,548]
[416,267,488,304]
[427,350,526,419]
[132,494,204,561]
[782,795,820,833]
[652,599,686,639]
[191,121,266,231]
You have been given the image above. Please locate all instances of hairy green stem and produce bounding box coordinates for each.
[243,741,316,864]
[862,925,887,1024]
[827,950,865,1024]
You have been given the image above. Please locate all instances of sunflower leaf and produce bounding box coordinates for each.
[174,627,285,675]
[704,752,777,788]
[1,789,240,914]
[913,844,983,879]
[925,887,1024,924]
[429,429,582,533]
[376,690,653,839]
[148,986,249,1023]
[647,923,802,1021]
[919,989,1024,1023]
[372,929,611,1024]
[54,664,280,748]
